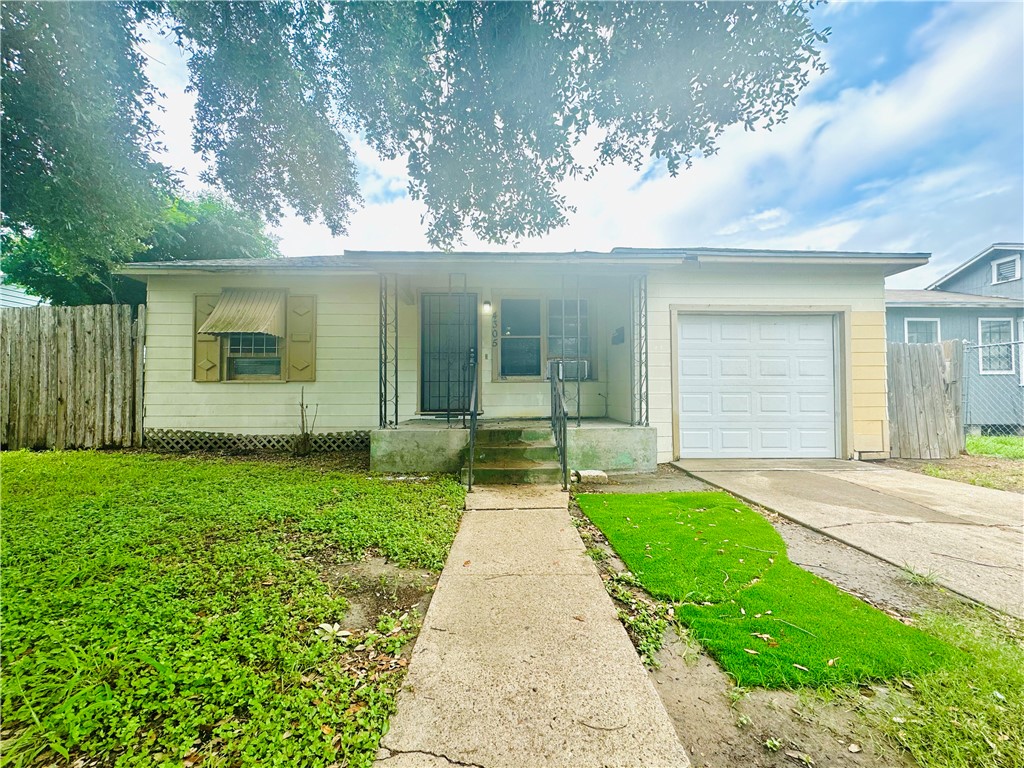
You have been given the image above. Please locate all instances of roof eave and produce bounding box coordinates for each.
[926,242,1024,289]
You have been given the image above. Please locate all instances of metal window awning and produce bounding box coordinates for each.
[198,289,286,337]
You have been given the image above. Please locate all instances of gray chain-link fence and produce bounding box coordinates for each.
[963,340,1024,436]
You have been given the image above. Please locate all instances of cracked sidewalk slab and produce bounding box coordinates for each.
[376,486,689,768]
[681,464,1024,619]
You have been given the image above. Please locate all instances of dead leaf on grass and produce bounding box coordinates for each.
[793,664,809,671]
[743,648,760,655]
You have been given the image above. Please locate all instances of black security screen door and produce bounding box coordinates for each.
[420,293,478,413]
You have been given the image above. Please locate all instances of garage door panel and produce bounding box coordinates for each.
[680,394,712,414]
[680,357,712,377]
[758,358,790,377]
[679,314,837,459]
[719,357,751,377]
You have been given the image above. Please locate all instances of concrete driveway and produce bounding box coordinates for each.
[675,459,1024,619]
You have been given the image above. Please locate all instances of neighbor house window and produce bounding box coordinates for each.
[500,299,542,376]
[979,318,1014,374]
[992,254,1021,284]
[227,332,282,379]
[905,318,940,344]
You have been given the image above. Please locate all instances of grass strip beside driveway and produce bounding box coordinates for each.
[577,492,959,688]
[1,451,464,768]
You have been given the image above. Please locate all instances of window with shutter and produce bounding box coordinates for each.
[194,295,223,382]
[286,295,316,382]
[192,291,316,382]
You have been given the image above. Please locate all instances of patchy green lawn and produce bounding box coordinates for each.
[967,434,1024,460]
[1,451,464,768]
[576,492,958,688]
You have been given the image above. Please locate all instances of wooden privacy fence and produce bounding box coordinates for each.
[887,340,964,459]
[1,305,145,449]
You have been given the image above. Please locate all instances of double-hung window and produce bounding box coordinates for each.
[979,318,1014,374]
[499,299,543,377]
[498,297,592,379]
[905,318,940,344]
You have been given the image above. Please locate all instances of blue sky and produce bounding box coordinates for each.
[144,1,1024,288]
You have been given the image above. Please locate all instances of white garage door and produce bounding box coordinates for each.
[678,314,837,458]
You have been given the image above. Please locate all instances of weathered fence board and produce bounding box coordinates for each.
[1,305,143,449]
[887,340,965,459]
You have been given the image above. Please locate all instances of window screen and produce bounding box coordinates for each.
[548,299,590,358]
[906,319,939,344]
[227,332,282,379]
[500,300,542,376]
[980,320,1014,373]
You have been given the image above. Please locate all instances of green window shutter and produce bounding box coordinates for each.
[286,295,316,382]
[194,294,222,382]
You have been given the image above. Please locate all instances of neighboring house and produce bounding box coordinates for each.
[0,274,47,308]
[121,247,928,472]
[886,243,1024,432]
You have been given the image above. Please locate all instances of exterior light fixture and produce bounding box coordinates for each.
[482,301,492,313]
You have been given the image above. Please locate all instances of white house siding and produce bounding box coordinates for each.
[144,268,634,433]
[393,268,628,421]
[144,262,892,459]
[647,262,890,463]
[144,274,381,433]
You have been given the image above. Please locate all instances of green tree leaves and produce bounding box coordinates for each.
[2,196,279,305]
[2,1,829,268]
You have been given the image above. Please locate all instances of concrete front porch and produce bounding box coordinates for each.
[370,418,657,476]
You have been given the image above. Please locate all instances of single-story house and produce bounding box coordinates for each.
[885,242,1023,432]
[121,247,929,474]
[0,273,47,308]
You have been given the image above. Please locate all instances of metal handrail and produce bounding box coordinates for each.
[550,374,570,490]
[466,349,478,491]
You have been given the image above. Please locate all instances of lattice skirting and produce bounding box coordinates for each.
[144,429,370,453]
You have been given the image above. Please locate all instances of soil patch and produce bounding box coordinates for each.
[653,630,915,768]
[576,463,711,494]
[880,455,1023,494]
[317,552,438,631]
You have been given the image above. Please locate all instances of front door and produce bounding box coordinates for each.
[420,293,478,413]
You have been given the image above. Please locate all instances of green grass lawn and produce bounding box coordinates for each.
[1,451,464,768]
[577,492,959,688]
[966,434,1024,459]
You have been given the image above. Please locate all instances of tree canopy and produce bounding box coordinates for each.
[2,1,829,274]
[1,196,280,305]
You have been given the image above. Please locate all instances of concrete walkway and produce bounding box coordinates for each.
[676,460,1024,618]
[376,486,690,768]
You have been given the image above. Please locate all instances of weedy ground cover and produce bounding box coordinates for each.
[865,606,1024,768]
[1,451,464,768]
[966,434,1024,460]
[576,492,958,688]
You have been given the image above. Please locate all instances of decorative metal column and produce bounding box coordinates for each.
[379,273,399,428]
[630,273,649,427]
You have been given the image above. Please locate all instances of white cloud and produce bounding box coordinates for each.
[143,3,1024,288]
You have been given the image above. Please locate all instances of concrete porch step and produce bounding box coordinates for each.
[472,443,559,463]
[474,427,554,445]
[463,463,564,485]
